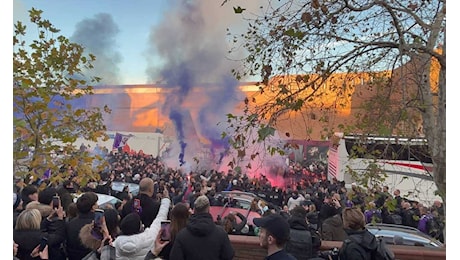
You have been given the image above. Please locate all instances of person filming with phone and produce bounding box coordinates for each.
[112,188,171,260]
[14,208,65,260]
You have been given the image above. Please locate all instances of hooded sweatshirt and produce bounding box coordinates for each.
[170,212,235,260]
[112,197,170,260]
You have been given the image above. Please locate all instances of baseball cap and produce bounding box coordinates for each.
[253,213,290,241]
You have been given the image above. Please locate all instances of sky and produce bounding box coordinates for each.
[12,0,262,85]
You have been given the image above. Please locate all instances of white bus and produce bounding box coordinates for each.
[327,133,441,206]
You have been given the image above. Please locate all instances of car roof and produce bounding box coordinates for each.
[219,191,258,198]
[366,223,443,247]
[72,193,121,208]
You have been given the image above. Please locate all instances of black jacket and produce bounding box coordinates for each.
[65,212,95,260]
[170,212,235,260]
[265,250,297,260]
[121,193,160,228]
[285,217,312,259]
[14,222,65,260]
[13,229,42,260]
[285,216,321,259]
[320,214,347,241]
[41,218,67,260]
[339,229,378,260]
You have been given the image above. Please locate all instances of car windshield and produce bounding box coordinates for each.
[111,182,139,195]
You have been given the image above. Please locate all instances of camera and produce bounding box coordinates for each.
[133,198,142,214]
[39,237,48,252]
[160,220,171,241]
[91,209,104,240]
[52,195,60,209]
[93,209,104,229]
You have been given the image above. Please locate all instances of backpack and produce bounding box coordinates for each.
[340,236,395,260]
[373,236,395,260]
[285,228,314,260]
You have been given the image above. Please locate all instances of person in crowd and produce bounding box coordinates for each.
[305,202,320,231]
[253,213,297,260]
[26,187,59,220]
[401,201,419,228]
[121,177,161,228]
[432,200,444,217]
[79,209,116,260]
[364,201,382,224]
[14,208,65,260]
[170,195,235,260]
[280,205,291,219]
[39,196,67,260]
[66,202,79,222]
[114,184,132,201]
[104,208,121,240]
[393,189,403,213]
[287,190,305,211]
[221,211,248,235]
[338,207,379,260]
[14,240,50,260]
[14,192,23,228]
[319,196,346,241]
[144,230,170,260]
[348,183,365,210]
[56,180,75,213]
[66,192,99,260]
[112,189,170,260]
[318,193,341,223]
[152,202,191,259]
[21,184,39,209]
[285,206,322,260]
[374,185,391,208]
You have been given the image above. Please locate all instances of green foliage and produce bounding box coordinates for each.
[13,8,110,187]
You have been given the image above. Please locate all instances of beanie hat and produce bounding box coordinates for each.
[120,212,141,236]
[13,193,21,209]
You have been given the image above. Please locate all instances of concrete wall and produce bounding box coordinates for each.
[229,235,447,260]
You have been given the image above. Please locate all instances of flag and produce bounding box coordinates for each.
[42,168,51,180]
[112,133,133,150]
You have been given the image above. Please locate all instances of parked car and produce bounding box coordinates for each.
[209,205,261,227]
[111,181,140,196]
[366,223,444,248]
[208,190,280,235]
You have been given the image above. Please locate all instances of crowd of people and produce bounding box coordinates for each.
[13,149,445,259]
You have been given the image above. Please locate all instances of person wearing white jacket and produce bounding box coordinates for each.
[112,190,171,260]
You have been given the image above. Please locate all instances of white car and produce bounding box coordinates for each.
[73,193,122,209]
